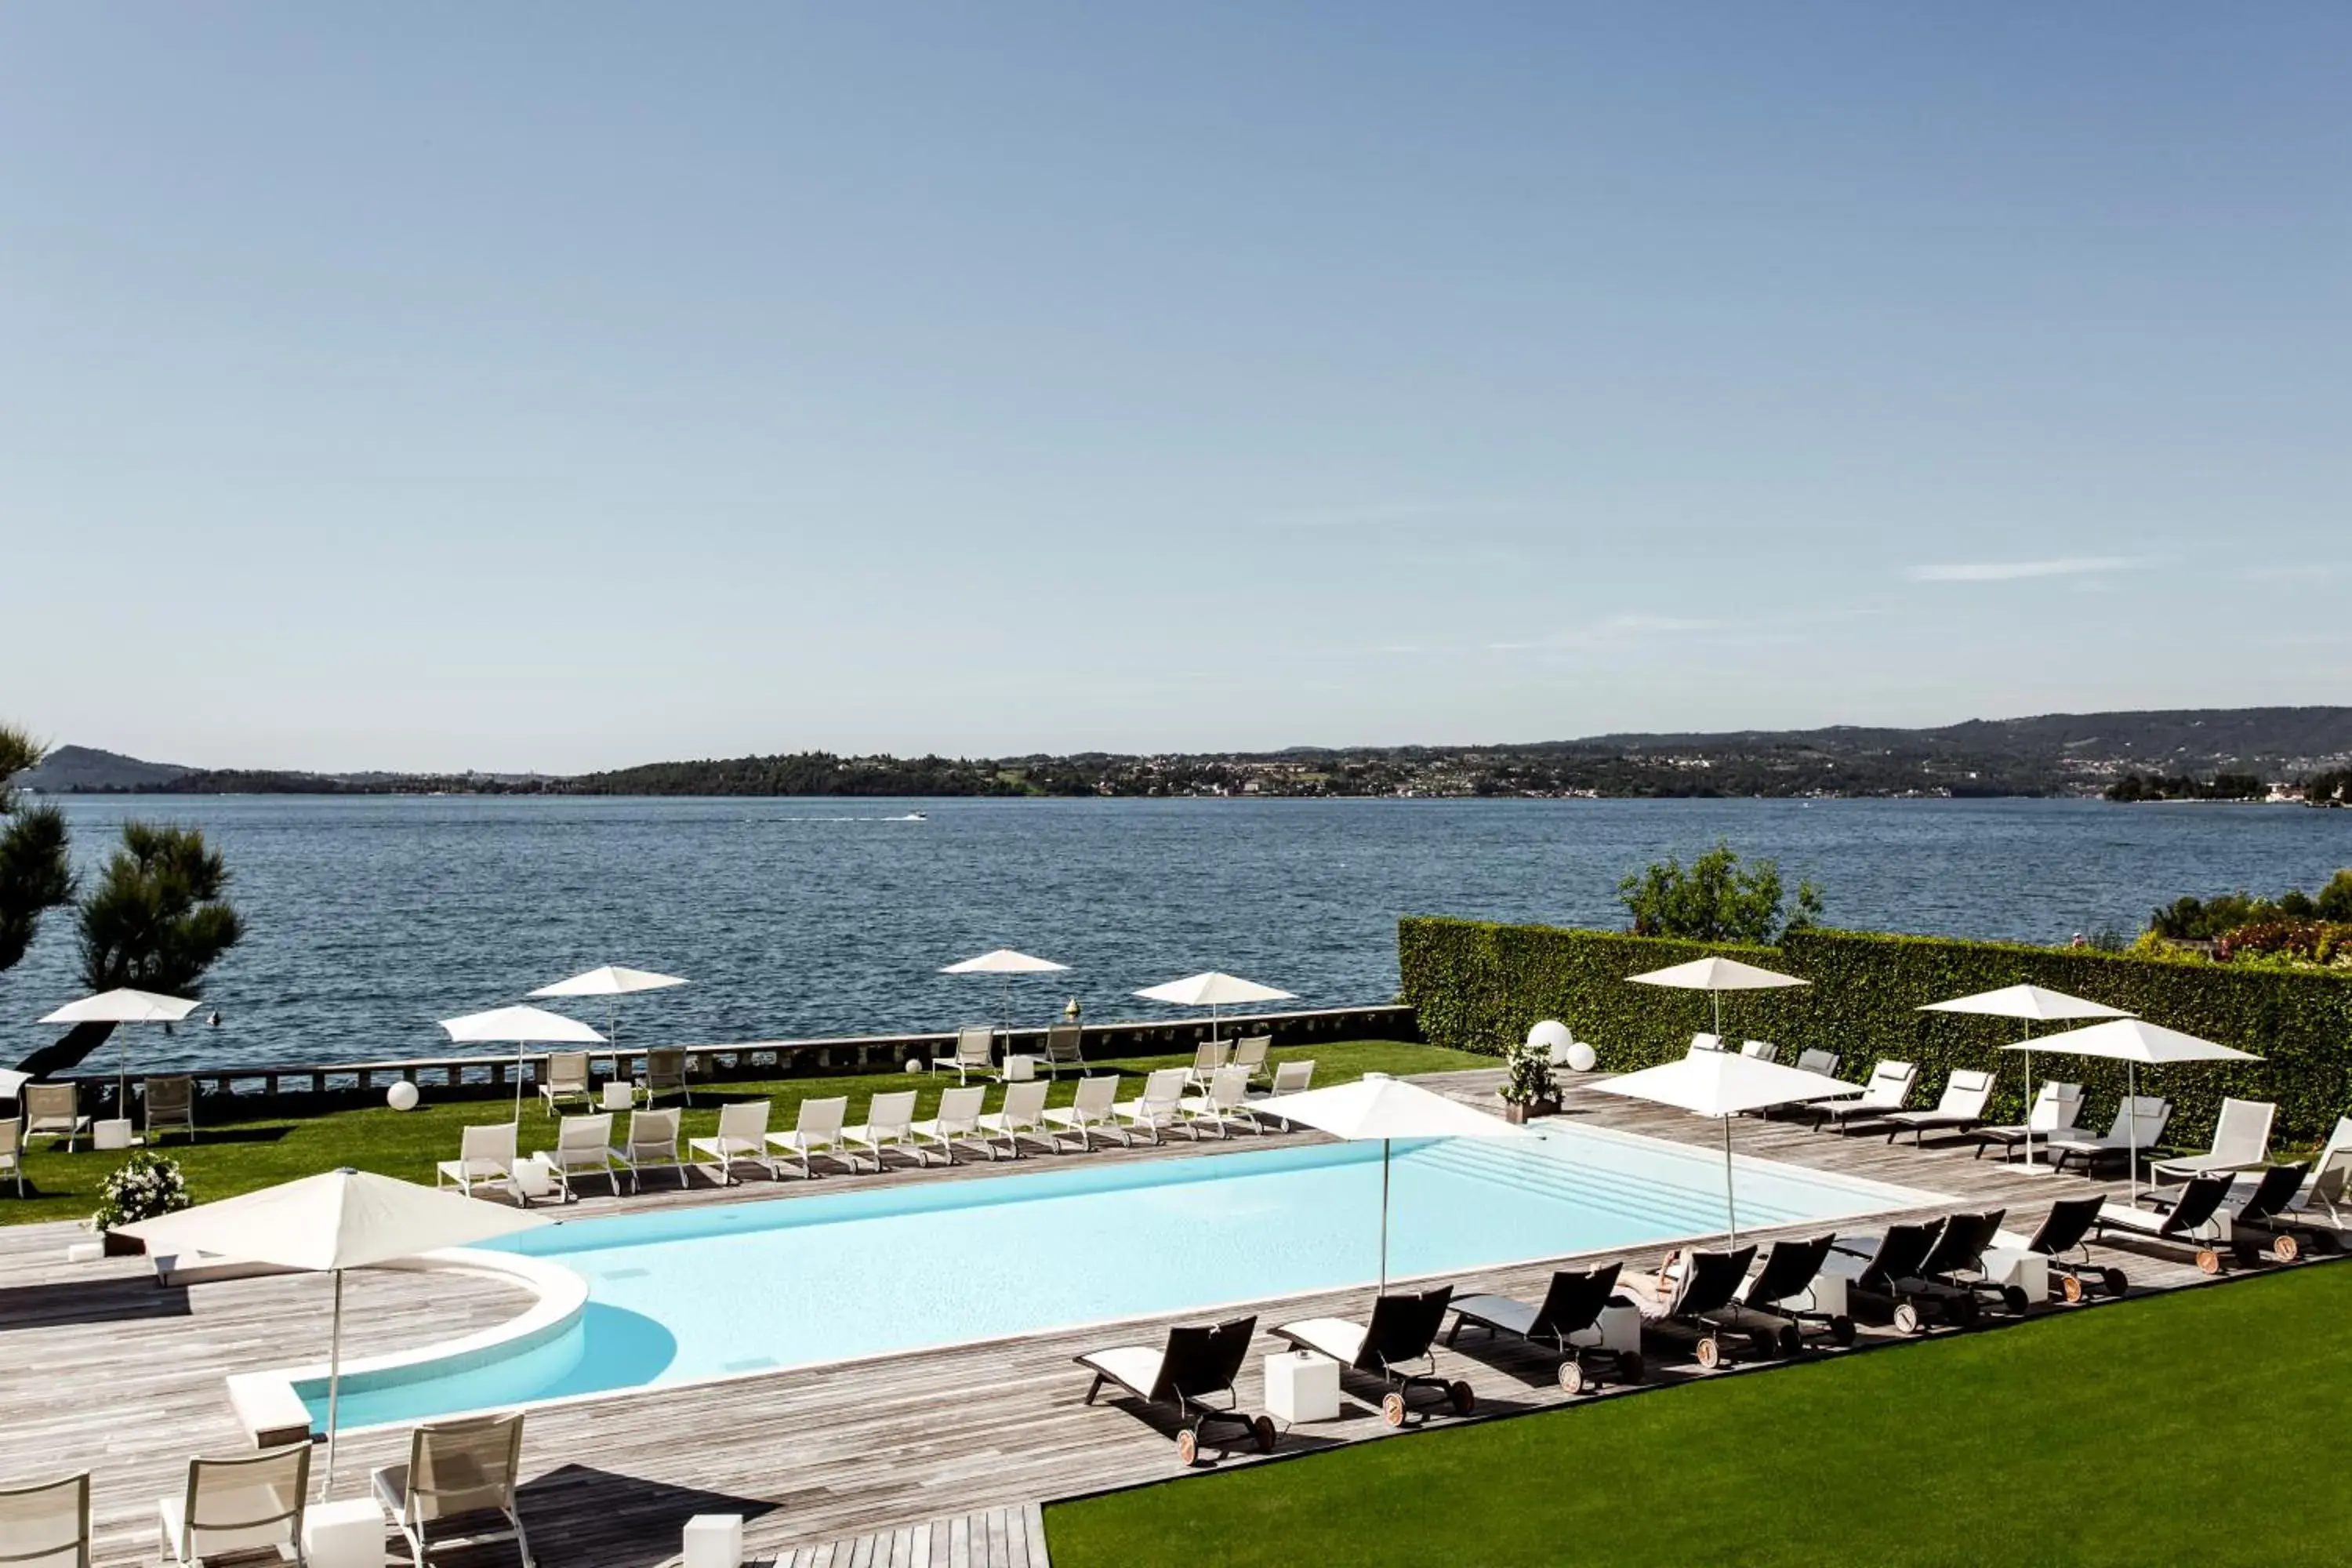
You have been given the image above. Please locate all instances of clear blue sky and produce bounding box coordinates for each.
[5,4,2347,772]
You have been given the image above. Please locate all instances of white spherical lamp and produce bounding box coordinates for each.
[1526,1019,1573,1061]
[1566,1041,1598,1074]
[386,1080,421,1112]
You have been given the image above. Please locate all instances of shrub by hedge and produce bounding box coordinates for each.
[1399,917,2352,1147]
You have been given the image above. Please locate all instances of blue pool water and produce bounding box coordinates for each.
[307,1127,1934,1428]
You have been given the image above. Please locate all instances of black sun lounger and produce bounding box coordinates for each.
[1628,1244,1760,1370]
[1824,1220,1975,1335]
[1076,1316,1275,1465]
[1904,1209,2027,1317]
[1717,1233,1849,1350]
[2089,1173,2237,1276]
[2018,1194,2128,1301]
[1446,1261,1643,1394]
[1272,1287,1473,1427]
[2140,1164,2309,1268]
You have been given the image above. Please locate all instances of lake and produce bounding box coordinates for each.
[9,794,2352,1071]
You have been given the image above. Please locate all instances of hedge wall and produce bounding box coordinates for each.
[1399,916,2352,1148]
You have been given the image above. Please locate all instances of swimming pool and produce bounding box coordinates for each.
[300,1124,1937,1428]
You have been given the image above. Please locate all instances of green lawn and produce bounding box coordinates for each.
[1049,1261,2352,1568]
[2,1038,1488,1227]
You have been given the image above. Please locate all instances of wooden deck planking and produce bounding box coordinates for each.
[0,1067,2272,1566]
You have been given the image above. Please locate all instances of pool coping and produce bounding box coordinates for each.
[234,1119,1950,1437]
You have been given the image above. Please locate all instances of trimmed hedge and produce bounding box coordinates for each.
[1399,917,2352,1148]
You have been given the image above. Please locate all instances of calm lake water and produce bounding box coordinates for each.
[10,794,2352,1071]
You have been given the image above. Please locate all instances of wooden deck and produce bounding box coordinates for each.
[0,1068,2281,1567]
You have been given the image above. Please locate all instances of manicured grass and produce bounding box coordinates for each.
[1048,1261,2352,1568]
[1,1038,1489,1227]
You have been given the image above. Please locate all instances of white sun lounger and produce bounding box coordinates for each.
[843,1090,926,1171]
[1969,1081,2085,1161]
[1116,1069,1193,1145]
[690,1100,776,1184]
[2245,1116,2352,1232]
[1180,1066,1257,1139]
[908,1084,989,1164]
[436,1122,521,1200]
[1882,1069,1996,1146]
[1740,1040,1779,1062]
[2045,1098,2172,1177]
[765,1095,851,1178]
[1250,1060,1315,1128]
[1044,1076,1124,1151]
[978,1080,1053,1159]
[610,1106,685,1192]
[1687,1033,1723,1054]
[1809,1061,1917,1133]
[1794,1048,1840,1077]
[2148,1098,2275,1182]
[543,1112,618,1200]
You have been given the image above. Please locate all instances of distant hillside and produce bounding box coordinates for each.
[19,745,191,792]
[28,708,2352,800]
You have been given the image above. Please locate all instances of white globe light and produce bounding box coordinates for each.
[386,1081,421,1112]
[906,1058,927,1073]
[1526,1019,1573,1058]
[1566,1042,1598,1073]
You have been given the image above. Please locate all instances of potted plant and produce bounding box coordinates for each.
[1497,1040,1561,1124]
[89,1149,192,1255]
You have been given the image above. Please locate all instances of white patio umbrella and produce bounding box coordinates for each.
[2005,1018,2261,1199]
[1919,985,2133,1173]
[1249,1073,1534,1290]
[439,1004,607,1120]
[117,1168,546,1494]
[941,949,1069,1036]
[1134,971,1296,1047]
[1625,956,1809,1042]
[40,987,201,1121]
[529,964,686,1073]
[1589,1051,1857,1244]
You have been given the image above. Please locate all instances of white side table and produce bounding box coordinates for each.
[1263,1350,1340,1425]
[1591,1301,1642,1356]
[1978,1247,2048,1304]
[511,1154,556,1203]
[92,1119,140,1152]
[683,1512,744,1568]
[601,1081,637,1111]
[1001,1054,1037,1083]
[302,1497,385,1568]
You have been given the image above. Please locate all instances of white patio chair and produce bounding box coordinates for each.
[1231,1034,1273,1083]
[1183,1040,1232,1089]
[977,1080,1052,1159]
[1044,1075,1123,1151]
[1040,1022,1088,1080]
[765,1095,850,1178]
[637,1047,692,1108]
[931,1025,996,1085]
[20,1084,87,1153]
[0,1120,24,1200]
[1115,1068,1193,1145]
[158,1444,309,1567]
[436,1121,520,1200]
[536,1051,594,1116]
[0,1469,88,1568]
[911,1085,990,1165]
[543,1112,618,1200]
[372,1410,532,1568]
[611,1106,685,1192]
[143,1075,197,1143]
[844,1090,925,1171]
[690,1100,775,1185]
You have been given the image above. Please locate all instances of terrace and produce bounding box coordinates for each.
[0,1042,2274,1567]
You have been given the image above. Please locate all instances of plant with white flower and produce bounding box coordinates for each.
[90,1150,192,1232]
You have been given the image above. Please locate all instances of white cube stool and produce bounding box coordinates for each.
[1977,1247,2049,1304]
[1592,1301,1642,1356]
[601,1081,637,1111]
[301,1497,385,1568]
[683,1512,744,1568]
[92,1119,139,1152]
[1263,1350,1340,1425]
[511,1154,556,1203]
[1002,1054,1037,1083]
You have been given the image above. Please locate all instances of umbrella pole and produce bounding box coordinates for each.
[1379,1137,1390,1293]
[1711,991,1722,1042]
[513,1038,528,1121]
[322,1269,344,1497]
[2127,1061,2139,1200]
[2020,1025,2034,1171]
[1722,1116,1738,1245]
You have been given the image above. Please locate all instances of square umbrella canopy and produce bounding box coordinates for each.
[39,987,202,1118]
[1590,1051,1857,1243]
[528,965,686,1070]
[1625,956,1809,1040]
[1133,971,1297,1045]
[118,1169,547,1495]
[2008,1018,2261,1197]
[1250,1073,1534,1290]
[942,949,1070,1036]
[1919,985,2134,1171]
[440,1004,607,1119]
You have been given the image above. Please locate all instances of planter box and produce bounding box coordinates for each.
[1501,1098,1561,1124]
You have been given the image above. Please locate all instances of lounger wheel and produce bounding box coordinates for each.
[2194,1248,2222,1276]
[2231,1238,2261,1267]
[1749,1330,1782,1361]
[1381,1392,1407,1428]
[2002,1285,2031,1316]
[1557,1360,1584,1396]
[1617,1350,1646,1382]
[1253,1414,1278,1454]
[1175,1429,1199,1466]
[1892,1302,1922,1336]
[2274,1234,2299,1263]
[2103,1269,2127,1298]
[1447,1380,1475,1417]
[1694,1335,1722,1370]
[1829,1316,1856,1348]
[2059,1274,2085,1305]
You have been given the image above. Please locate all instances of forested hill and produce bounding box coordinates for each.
[32,707,2352,800]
